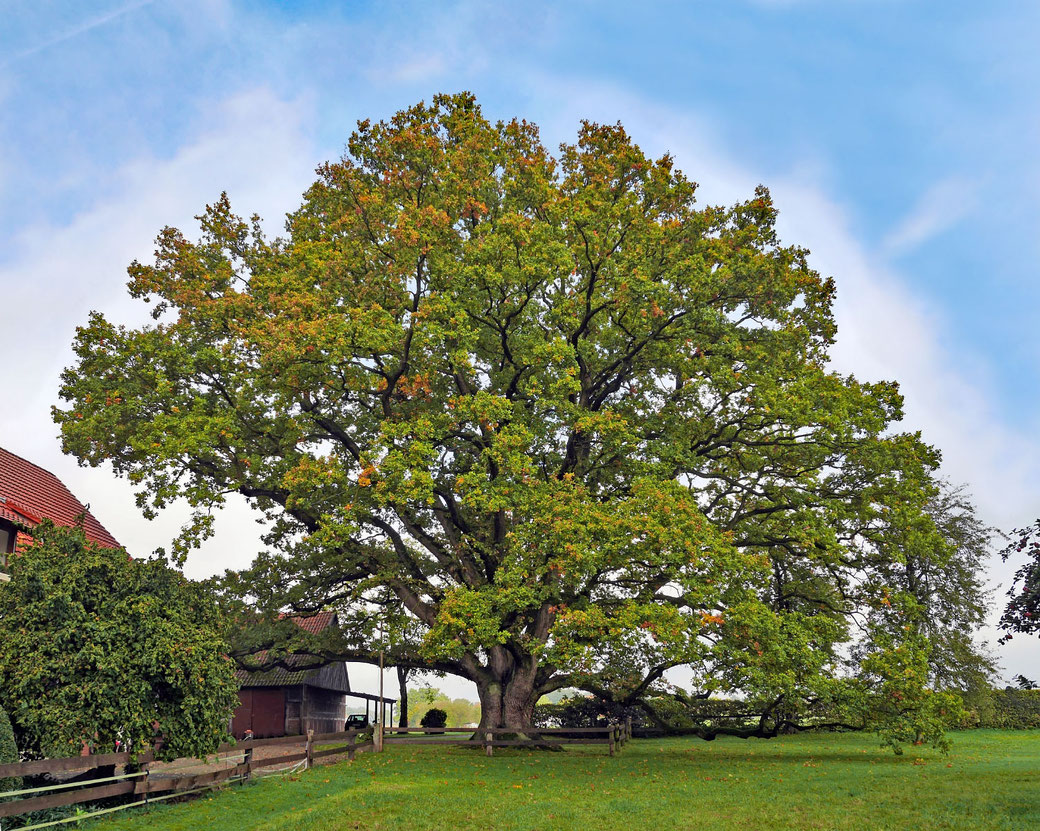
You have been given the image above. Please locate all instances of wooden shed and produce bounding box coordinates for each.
[233,658,353,738]
[232,611,395,739]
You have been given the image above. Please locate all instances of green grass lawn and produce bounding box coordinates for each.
[81,730,1038,831]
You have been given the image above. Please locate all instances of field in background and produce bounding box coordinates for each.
[83,730,1037,831]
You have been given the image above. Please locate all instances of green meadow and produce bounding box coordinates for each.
[83,730,1038,831]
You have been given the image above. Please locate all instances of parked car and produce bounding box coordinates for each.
[345,714,370,730]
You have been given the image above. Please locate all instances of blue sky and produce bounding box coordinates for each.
[1,0,1038,687]
[3,1,1039,405]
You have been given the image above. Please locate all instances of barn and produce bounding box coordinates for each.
[232,611,395,738]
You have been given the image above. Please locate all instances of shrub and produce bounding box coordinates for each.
[536,696,608,728]
[534,692,857,735]
[420,708,448,728]
[0,523,239,761]
[956,684,997,728]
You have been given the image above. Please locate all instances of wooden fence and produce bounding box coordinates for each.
[0,720,629,828]
[0,728,375,829]
[383,718,631,756]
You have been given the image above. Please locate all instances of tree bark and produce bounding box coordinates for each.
[474,656,540,733]
[396,666,410,728]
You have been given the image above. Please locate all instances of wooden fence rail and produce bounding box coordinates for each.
[0,719,630,826]
[382,721,630,756]
[0,727,375,825]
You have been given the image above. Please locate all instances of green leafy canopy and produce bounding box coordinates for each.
[54,93,978,745]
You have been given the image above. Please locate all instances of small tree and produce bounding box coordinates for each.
[0,523,239,760]
[859,482,995,691]
[913,484,997,692]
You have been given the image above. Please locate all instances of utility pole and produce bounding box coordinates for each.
[376,614,385,752]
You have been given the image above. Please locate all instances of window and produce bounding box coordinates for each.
[0,520,13,571]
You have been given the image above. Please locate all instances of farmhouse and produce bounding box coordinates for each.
[0,446,121,581]
[232,610,396,738]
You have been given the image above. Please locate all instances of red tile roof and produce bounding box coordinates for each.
[0,500,40,527]
[0,447,121,549]
[285,610,337,634]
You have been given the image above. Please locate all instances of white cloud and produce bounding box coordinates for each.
[881,175,979,258]
[0,87,319,580]
[775,178,1040,677]
[766,175,1040,529]
[372,53,448,85]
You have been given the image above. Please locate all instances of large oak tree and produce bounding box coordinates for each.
[56,94,964,738]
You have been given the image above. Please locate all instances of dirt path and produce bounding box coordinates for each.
[147,739,310,780]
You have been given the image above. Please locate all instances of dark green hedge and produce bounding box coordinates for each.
[538,688,1040,734]
[983,689,1040,729]
[534,694,770,732]
[534,695,652,729]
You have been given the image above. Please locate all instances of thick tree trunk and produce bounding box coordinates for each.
[474,655,540,734]
[476,680,538,730]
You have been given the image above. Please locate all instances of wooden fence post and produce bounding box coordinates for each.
[608,726,616,756]
[243,741,254,781]
[135,757,152,806]
[306,730,314,769]
[347,728,357,762]
[485,730,493,758]
[626,716,632,743]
